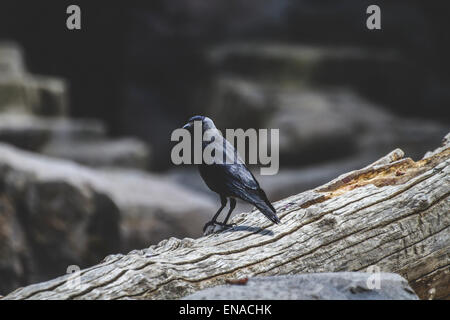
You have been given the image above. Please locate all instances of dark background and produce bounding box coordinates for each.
[1,0,449,168]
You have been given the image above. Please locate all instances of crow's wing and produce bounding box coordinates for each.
[199,162,258,195]
[222,136,261,190]
[224,163,259,190]
[219,164,279,223]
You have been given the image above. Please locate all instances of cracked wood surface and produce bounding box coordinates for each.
[3,133,450,300]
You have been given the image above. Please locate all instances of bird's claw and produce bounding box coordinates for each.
[203,221,237,235]
[202,221,216,233]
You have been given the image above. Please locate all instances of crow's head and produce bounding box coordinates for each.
[182,115,216,131]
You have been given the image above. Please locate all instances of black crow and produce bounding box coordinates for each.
[182,115,280,233]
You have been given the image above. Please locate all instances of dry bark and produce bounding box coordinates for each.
[3,133,449,300]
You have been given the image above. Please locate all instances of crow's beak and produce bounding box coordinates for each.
[182,122,192,130]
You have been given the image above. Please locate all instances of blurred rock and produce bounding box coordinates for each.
[209,43,399,87]
[0,43,67,116]
[269,89,362,165]
[268,88,448,166]
[0,44,152,171]
[0,113,106,151]
[208,76,276,129]
[0,194,29,295]
[0,113,151,170]
[0,143,216,294]
[0,42,25,76]
[183,273,419,300]
[284,0,450,121]
[208,41,450,123]
[206,42,448,167]
[208,42,417,116]
[94,168,216,252]
[0,143,121,295]
[0,114,50,151]
[42,137,151,170]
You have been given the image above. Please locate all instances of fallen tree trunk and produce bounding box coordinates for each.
[3,133,450,300]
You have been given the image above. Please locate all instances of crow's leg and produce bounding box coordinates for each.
[218,198,236,228]
[203,195,227,232]
[211,195,227,223]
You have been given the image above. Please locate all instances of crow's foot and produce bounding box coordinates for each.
[203,221,236,236]
[202,221,216,233]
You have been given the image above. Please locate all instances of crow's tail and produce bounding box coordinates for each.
[236,188,281,224]
[253,200,281,224]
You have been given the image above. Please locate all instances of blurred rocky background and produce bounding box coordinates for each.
[0,0,448,295]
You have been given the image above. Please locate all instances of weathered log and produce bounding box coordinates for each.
[3,133,450,300]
